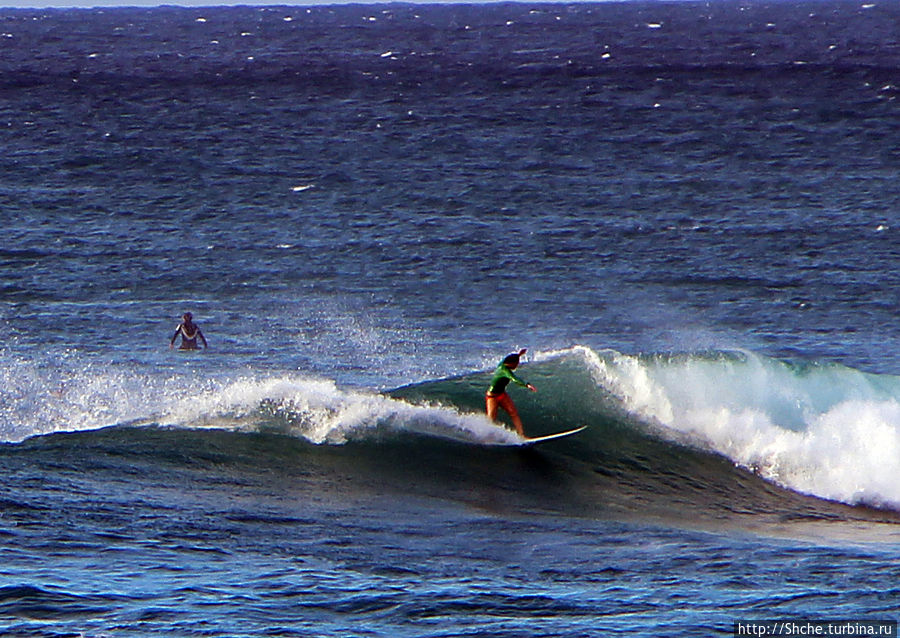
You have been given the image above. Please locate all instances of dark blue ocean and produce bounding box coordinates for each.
[2,1,900,635]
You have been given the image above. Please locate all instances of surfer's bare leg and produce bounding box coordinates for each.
[499,393,524,437]
[486,394,500,422]
[486,392,524,436]
[505,404,525,437]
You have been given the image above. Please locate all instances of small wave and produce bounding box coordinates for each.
[0,584,115,620]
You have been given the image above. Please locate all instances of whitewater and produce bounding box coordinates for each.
[577,347,900,510]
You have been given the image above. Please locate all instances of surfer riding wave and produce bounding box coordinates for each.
[485,348,536,437]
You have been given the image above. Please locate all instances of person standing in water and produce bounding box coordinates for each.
[170,312,208,350]
[486,348,536,437]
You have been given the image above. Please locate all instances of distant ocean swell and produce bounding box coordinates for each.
[2,347,900,520]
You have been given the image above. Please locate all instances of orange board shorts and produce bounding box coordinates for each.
[485,391,519,421]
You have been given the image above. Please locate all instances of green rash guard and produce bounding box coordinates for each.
[488,363,529,395]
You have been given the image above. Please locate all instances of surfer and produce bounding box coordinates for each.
[485,348,536,437]
[170,312,208,350]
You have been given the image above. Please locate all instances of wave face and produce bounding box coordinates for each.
[393,347,900,521]
[391,347,900,512]
[4,347,900,527]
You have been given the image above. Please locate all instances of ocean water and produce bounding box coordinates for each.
[2,1,900,635]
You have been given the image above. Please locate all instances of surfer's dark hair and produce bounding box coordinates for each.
[502,353,520,366]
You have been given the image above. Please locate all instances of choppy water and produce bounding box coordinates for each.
[2,1,900,635]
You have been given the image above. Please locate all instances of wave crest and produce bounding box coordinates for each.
[575,347,900,509]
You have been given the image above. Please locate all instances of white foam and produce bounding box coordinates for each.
[0,355,516,447]
[580,347,900,509]
[0,355,178,442]
[159,374,516,445]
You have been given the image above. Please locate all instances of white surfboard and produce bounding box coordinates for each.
[520,425,587,445]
